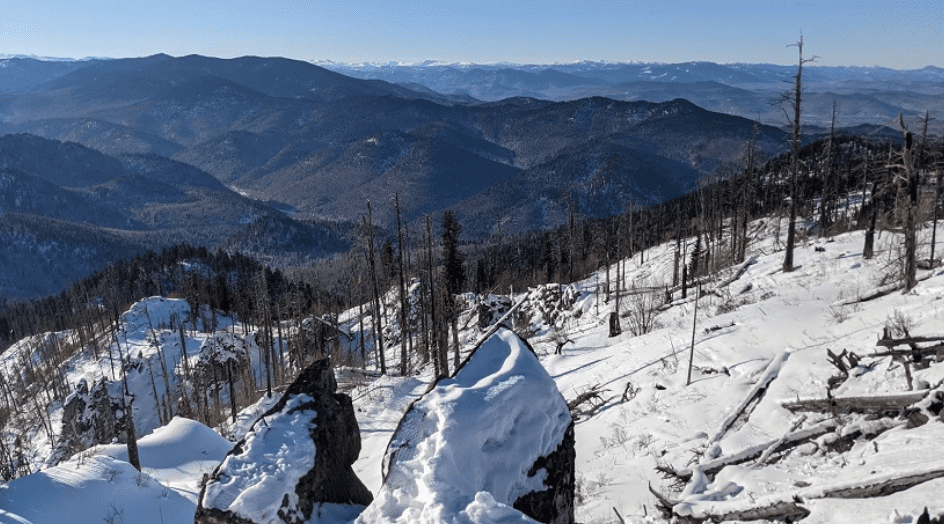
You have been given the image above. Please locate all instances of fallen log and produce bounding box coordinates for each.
[567,384,607,418]
[781,390,929,414]
[872,344,944,360]
[676,498,810,523]
[756,415,808,466]
[669,419,838,480]
[875,334,944,348]
[708,351,789,445]
[673,463,944,522]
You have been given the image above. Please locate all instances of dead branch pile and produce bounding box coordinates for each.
[567,384,607,419]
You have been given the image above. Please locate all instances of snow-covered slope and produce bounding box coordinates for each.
[0,417,230,524]
[3,217,944,524]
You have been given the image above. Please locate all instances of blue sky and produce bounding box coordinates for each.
[1,1,941,68]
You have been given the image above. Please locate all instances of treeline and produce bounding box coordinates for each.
[2,123,941,380]
[0,243,334,352]
[465,128,943,296]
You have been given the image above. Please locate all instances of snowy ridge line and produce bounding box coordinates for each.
[673,461,944,520]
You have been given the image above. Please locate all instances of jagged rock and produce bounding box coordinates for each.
[358,327,575,524]
[477,294,514,329]
[54,378,126,461]
[193,333,253,385]
[195,357,372,524]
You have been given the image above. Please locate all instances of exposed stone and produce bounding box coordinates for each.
[54,379,126,461]
[195,357,372,524]
[477,294,513,329]
[513,421,576,524]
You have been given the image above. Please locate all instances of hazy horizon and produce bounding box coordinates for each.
[1,1,942,69]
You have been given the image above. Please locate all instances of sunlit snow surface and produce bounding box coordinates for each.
[0,417,231,524]
[4,219,944,523]
[356,328,570,524]
[201,394,317,524]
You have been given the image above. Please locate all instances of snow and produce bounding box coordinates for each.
[4,216,944,523]
[201,394,317,524]
[356,328,571,524]
[96,416,233,499]
[0,417,230,524]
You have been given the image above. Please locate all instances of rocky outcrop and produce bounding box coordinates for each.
[195,357,372,524]
[359,327,575,524]
[512,422,576,524]
[477,294,513,330]
[192,333,253,385]
[53,378,127,462]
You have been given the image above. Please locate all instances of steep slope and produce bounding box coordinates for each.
[0,135,351,297]
[448,140,697,237]
[3,210,944,523]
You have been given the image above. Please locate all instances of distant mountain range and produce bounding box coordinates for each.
[1,54,920,298]
[323,61,944,133]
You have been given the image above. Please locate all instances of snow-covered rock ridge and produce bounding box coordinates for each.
[358,327,574,524]
[196,357,371,524]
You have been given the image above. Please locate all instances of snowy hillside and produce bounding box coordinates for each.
[2,217,944,523]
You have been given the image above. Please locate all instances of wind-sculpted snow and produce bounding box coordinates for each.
[200,394,319,524]
[358,328,574,524]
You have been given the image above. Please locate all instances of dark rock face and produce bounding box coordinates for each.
[55,379,126,461]
[195,357,372,524]
[476,294,513,329]
[513,421,576,524]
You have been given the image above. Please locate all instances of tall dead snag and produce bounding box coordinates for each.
[898,113,919,291]
[862,148,877,259]
[395,194,409,376]
[365,202,386,375]
[782,34,816,273]
[930,130,943,265]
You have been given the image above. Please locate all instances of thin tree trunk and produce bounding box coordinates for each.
[395,194,409,376]
[899,113,919,291]
[365,203,386,375]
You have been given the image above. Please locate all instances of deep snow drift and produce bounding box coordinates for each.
[0,417,231,524]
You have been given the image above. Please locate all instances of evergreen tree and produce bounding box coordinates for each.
[441,211,465,296]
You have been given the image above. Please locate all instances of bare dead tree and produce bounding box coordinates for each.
[394,194,409,376]
[897,113,919,291]
[782,33,817,272]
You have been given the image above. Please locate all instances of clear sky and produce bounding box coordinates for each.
[1,1,941,68]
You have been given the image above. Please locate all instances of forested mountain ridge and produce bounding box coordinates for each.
[327,60,944,132]
[0,134,349,298]
[0,54,812,301]
[1,54,789,235]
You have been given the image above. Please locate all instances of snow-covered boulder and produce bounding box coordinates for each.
[359,327,575,524]
[195,357,372,524]
[192,333,253,383]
